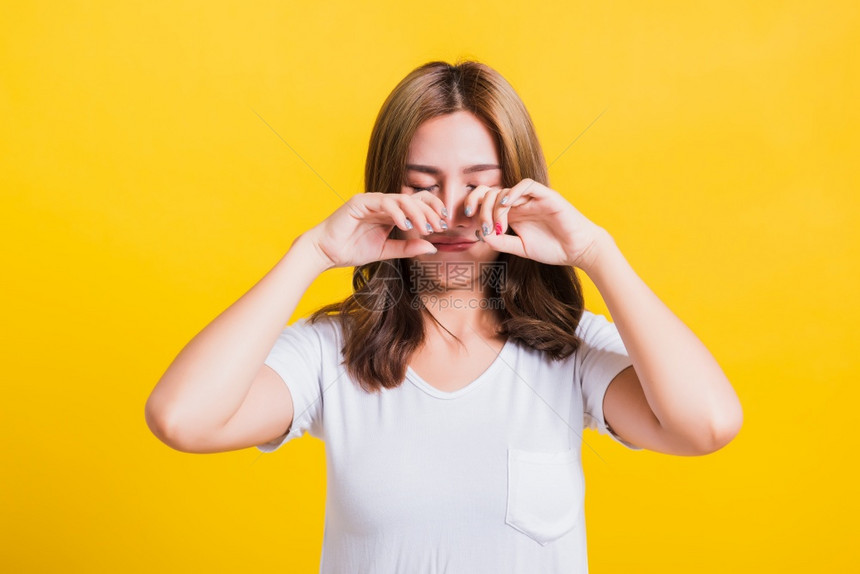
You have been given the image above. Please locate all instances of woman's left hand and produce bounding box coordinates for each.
[474,179,610,271]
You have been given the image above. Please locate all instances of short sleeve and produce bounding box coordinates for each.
[255,317,325,453]
[577,311,644,451]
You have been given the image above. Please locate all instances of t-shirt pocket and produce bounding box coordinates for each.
[505,447,584,546]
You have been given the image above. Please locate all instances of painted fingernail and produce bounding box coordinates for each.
[465,206,473,217]
[440,220,448,230]
[500,195,509,206]
[425,222,433,233]
[441,207,449,218]
[482,223,490,236]
[494,222,502,235]
[405,218,413,230]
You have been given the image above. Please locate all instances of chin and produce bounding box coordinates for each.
[410,249,502,285]
[413,250,485,263]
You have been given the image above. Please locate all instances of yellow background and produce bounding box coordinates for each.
[2,1,857,571]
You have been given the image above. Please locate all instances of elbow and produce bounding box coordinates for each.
[145,395,173,445]
[145,393,222,454]
[659,398,743,456]
[145,393,189,451]
[702,401,744,454]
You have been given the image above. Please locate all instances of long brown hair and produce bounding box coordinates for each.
[308,59,587,393]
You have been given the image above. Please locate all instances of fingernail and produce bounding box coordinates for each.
[441,207,449,218]
[425,222,433,232]
[440,220,448,230]
[405,218,413,230]
[494,222,502,235]
[500,195,509,206]
[482,223,490,236]
[465,206,473,217]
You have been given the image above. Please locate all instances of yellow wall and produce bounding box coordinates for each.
[2,1,857,571]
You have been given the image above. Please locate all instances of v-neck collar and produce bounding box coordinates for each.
[405,338,514,400]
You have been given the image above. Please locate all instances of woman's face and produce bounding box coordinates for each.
[400,110,504,292]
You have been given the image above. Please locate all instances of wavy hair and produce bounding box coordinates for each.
[307,59,587,393]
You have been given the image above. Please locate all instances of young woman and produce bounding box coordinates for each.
[145,60,743,572]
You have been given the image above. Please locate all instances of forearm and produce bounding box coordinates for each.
[145,232,330,439]
[581,231,743,448]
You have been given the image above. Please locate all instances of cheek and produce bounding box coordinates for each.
[478,242,499,258]
[391,224,419,242]
[399,186,419,198]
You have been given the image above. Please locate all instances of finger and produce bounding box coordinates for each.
[394,194,436,235]
[478,187,504,239]
[498,178,543,210]
[481,230,526,258]
[365,193,415,232]
[410,190,450,224]
[490,186,511,235]
[494,197,510,236]
[463,184,494,219]
[380,238,438,260]
[406,192,449,233]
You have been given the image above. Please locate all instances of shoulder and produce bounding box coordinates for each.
[574,309,602,333]
[265,314,347,381]
[509,309,607,365]
[292,313,342,348]
[574,309,619,343]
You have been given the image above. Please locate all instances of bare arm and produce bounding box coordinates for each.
[144,191,444,453]
[583,230,743,454]
[144,232,332,451]
[477,178,742,454]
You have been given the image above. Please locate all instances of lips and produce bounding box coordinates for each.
[430,237,476,245]
[429,237,478,253]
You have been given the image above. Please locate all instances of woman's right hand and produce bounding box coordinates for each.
[301,191,448,270]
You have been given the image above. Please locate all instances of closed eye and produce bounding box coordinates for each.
[408,185,478,193]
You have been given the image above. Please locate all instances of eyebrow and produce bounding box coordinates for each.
[405,163,501,175]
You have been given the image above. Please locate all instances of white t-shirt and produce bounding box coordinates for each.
[257,310,642,573]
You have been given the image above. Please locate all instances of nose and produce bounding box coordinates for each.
[440,184,471,227]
